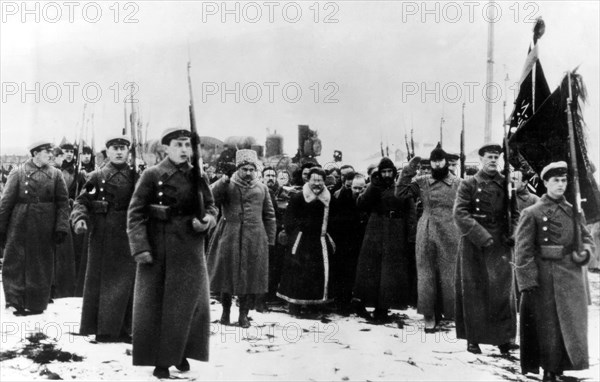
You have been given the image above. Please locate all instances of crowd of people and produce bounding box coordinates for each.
[0,129,598,382]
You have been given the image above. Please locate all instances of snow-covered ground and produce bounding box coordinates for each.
[1,273,599,381]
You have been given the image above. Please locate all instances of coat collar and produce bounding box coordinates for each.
[302,183,331,206]
[24,158,53,178]
[540,194,572,217]
[231,171,259,188]
[157,157,192,177]
[428,173,456,186]
[102,162,132,178]
[474,169,504,187]
[516,188,533,202]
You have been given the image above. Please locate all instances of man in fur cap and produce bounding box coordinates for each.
[207,149,276,328]
[353,157,416,321]
[396,144,460,331]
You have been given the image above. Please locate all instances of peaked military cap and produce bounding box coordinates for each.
[478,144,502,156]
[105,136,131,148]
[161,128,192,145]
[29,140,54,155]
[541,161,568,181]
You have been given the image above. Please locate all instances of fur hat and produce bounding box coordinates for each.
[429,143,447,162]
[236,149,258,168]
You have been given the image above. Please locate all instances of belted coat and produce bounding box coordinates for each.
[515,194,594,374]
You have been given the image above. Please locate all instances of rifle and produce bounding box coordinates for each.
[460,103,465,178]
[128,85,139,179]
[502,96,516,237]
[75,104,87,196]
[187,61,208,220]
[410,129,415,159]
[565,72,582,253]
[405,132,411,162]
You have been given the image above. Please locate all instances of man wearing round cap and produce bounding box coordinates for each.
[515,161,594,382]
[0,141,70,315]
[71,136,136,343]
[453,143,519,355]
[127,128,218,378]
[353,157,416,321]
[446,153,460,176]
[396,145,460,331]
[58,138,79,198]
[207,149,276,328]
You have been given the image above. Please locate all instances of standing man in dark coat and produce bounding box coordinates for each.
[453,144,518,355]
[353,157,416,321]
[261,166,288,304]
[396,146,460,331]
[73,144,100,296]
[278,168,335,315]
[208,150,276,328]
[0,141,70,315]
[72,136,136,342]
[127,128,218,379]
[329,171,366,315]
[515,162,594,382]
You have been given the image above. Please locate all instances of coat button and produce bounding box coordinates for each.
[25,182,28,185]
[543,217,548,221]
[102,180,106,183]
[476,198,480,202]
[476,207,480,211]
[158,192,163,196]
[543,226,548,231]
[158,181,163,185]
[477,188,482,192]
[544,238,548,242]
[25,190,28,194]
[100,188,104,191]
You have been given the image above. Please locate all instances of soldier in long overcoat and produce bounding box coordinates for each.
[0,141,70,315]
[354,157,416,321]
[207,149,276,327]
[396,146,460,330]
[515,162,595,382]
[453,144,518,355]
[127,128,217,379]
[277,168,335,314]
[71,136,136,342]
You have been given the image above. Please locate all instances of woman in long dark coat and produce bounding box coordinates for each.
[278,168,335,314]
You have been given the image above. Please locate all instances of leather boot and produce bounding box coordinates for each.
[238,294,250,328]
[542,370,558,382]
[467,342,482,354]
[220,293,232,325]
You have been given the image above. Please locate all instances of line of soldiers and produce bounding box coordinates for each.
[0,131,595,382]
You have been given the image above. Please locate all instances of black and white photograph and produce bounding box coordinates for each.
[1,1,599,380]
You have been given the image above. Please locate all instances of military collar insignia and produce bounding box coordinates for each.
[24,159,53,178]
[540,194,572,218]
[158,157,192,177]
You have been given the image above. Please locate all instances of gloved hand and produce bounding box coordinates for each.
[73,220,88,235]
[192,215,216,233]
[401,156,422,179]
[53,231,67,245]
[482,237,494,249]
[134,251,153,264]
[277,231,289,246]
[572,249,590,265]
[503,235,515,247]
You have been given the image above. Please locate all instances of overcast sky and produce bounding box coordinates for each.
[1,0,598,171]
